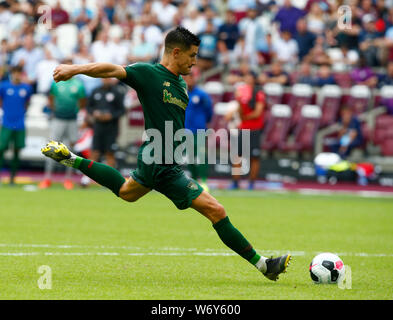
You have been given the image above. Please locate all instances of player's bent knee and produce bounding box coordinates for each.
[118,185,139,203]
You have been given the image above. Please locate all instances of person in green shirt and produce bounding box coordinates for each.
[39,58,87,190]
[41,27,291,281]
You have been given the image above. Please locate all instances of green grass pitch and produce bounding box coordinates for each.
[0,185,392,299]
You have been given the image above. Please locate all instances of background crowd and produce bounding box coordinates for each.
[1,0,393,188]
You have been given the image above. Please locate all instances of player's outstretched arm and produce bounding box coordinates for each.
[53,63,127,82]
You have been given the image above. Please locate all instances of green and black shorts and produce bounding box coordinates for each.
[131,157,204,210]
[0,127,26,151]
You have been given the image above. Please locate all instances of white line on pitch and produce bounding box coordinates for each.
[0,251,392,257]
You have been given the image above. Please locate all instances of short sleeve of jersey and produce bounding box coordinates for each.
[256,91,265,103]
[121,63,152,91]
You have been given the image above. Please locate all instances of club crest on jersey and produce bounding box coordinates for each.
[163,81,171,87]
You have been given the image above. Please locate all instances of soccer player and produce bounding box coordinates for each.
[0,66,33,185]
[41,27,291,281]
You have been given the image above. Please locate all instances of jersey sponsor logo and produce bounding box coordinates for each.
[163,89,187,110]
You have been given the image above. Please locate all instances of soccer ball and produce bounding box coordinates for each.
[309,253,345,284]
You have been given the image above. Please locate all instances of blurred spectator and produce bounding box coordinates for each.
[303,35,331,65]
[225,71,265,190]
[217,10,240,52]
[358,0,377,21]
[181,6,207,35]
[271,30,299,65]
[378,60,393,87]
[152,0,178,30]
[132,13,163,50]
[184,68,213,191]
[238,5,268,67]
[114,0,134,25]
[294,18,316,61]
[35,48,58,94]
[81,78,125,187]
[330,106,363,158]
[90,29,118,64]
[0,65,32,185]
[72,0,94,29]
[103,0,116,24]
[258,60,290,85]
[226,60,254,86]
[44,32,64,62]
[359,14,383,66]
[329,43,359,71]
[274,0,305,35]
[335,2,362,51]
[73,44,102,96]
[227,0,256,22]
[10,33,44,89]
[39,59,87,190]
[204,6,223,30]
[350,55,378,87]
[306,2,326,35]
[0,39,10,76]
[51,0,70,28]
[128,32,158,64]
[295,61,315,85]
[314,64,336,87]
[197,20,218,71]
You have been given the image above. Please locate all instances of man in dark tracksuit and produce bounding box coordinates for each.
[82,78,125,185]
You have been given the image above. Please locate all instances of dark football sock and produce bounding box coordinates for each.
[73,157,125,196]
[213,216,261,265]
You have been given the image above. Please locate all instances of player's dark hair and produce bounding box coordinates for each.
[10,65,23,73]
[164,26,201,53]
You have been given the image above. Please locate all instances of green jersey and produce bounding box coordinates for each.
[122,63,189,164]
[50,77,86,120]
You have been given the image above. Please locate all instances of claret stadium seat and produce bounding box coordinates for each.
[380,85,393,114]
[261,104,292,151]
[288,83,314,127]
[319,85,342,127]
[263,82,284,125]
[280,104,321,152]
[348,85,371,115]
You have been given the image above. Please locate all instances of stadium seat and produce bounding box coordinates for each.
[207,101,238,150]
[280,104,321,152]
[128,105,145,127]
[381,138,393,156]
[263,83,284,126]
[261,104,292,151]
[319,85,342,127]
[380,85,393,114]
[202,81,225,105]
[288,83,313,126]
[373,114,393,145]
[348,85,371,115]
[333,72,353,88]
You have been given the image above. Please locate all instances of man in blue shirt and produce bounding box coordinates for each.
[184,69,213,191]
[330,106,363,158]
[0,66,33,185]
